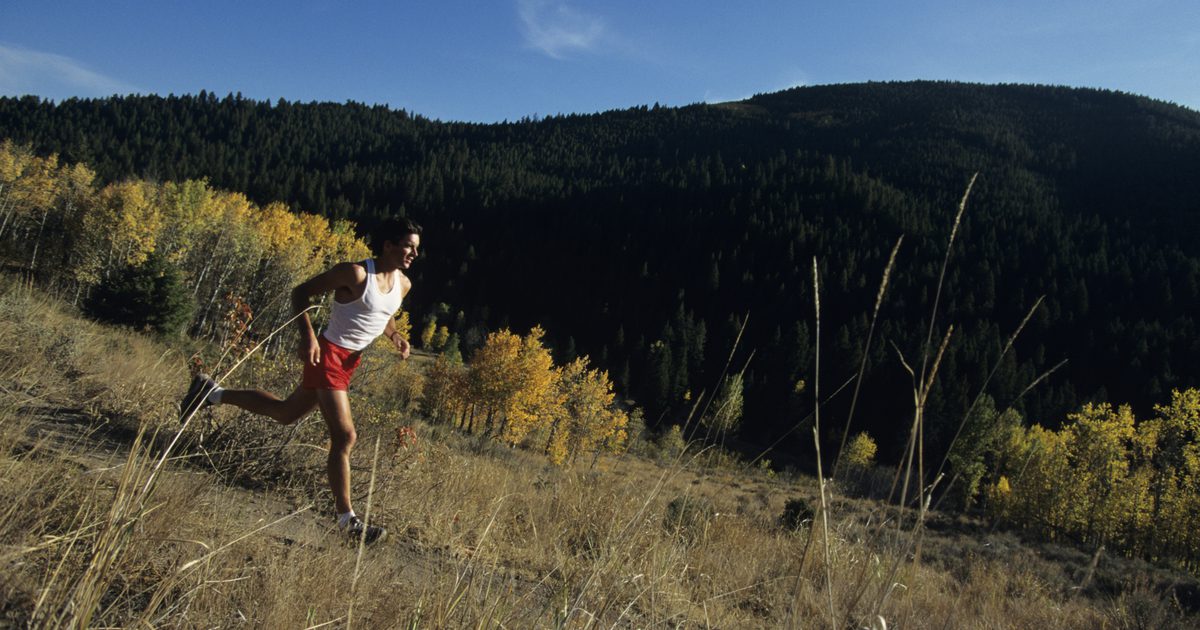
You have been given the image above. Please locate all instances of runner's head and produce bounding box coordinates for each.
[370,217,422,269]
[369,217,423,255]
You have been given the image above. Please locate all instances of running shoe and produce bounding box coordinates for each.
[345,516,388,544]
[179,373,217,422]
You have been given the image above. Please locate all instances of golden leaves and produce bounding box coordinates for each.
[0,141,372,339]
[423,326,629,466]
[991,388,1200,566]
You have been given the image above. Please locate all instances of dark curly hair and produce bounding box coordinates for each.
[368,217,422,254]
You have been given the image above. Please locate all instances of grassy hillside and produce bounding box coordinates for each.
[1,277,1196,628]
[3,82,1200,470]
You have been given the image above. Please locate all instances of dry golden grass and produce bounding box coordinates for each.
[0,278,1196,629]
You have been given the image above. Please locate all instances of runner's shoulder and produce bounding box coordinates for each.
[330,260,369,285]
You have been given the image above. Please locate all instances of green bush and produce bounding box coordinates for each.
[85,252,194,336]
[656,424,686,459]
[779,497,814,531]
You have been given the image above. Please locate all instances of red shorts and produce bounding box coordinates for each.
[301,336,363,391]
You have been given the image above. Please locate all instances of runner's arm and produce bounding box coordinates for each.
[383,317,411,360]
[291,262,365,364]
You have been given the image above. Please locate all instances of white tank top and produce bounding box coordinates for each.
[322,259,405,352]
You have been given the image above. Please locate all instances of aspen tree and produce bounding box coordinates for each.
[500,327,559,446]
[433,325,450,350]
[0,141,57,241]
[467,329,523,436]
[420,318,437,349]
[545,357,627,465]
[422,354,465,423]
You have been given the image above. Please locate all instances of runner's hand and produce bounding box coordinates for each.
[393,334,411,360]
[299,334,321,365]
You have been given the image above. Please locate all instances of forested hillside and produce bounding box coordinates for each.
[3,81,1199,469]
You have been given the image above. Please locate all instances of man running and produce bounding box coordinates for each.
[181,217,422,544]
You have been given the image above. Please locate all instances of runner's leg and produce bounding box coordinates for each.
[316,388,356,515]
[220,386,318,425]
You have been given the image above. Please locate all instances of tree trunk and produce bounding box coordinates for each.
[483,409,495,438]
[0,190,17,240]
[191,231,226,297]
[28,207,50,270]
[543,420,561,456]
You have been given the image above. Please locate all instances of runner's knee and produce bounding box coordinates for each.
[330,426,357,452]
[274,391,315,425]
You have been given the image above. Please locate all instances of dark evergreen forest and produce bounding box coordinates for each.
[3,80,1199,468]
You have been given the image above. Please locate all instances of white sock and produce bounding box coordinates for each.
[205,387,224,404]
[338,511,357,528]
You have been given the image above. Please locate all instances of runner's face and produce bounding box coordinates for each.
[386,233,420,269]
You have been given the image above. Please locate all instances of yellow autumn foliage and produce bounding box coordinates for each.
[992,389,1200,570]
[0,141,371,341]
[420,326,629,467]
[843,432,877,470]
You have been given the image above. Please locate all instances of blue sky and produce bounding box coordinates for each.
[2,1,1197,122]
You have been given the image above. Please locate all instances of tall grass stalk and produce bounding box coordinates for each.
[983,358,1067,535]
[833,235,903,482]
[560,312,756,628]
[810,256,837,628]
[438,484,510,626]
[154,304,323,494]
[347,436,382,629]
[32,425,157,627]
[892,327,952,518]
[684,311,750,445]
[772,307,837,622]
[747,374,855,468]
[928,295,1045,511]
[857,175,976,622]
[885,173,977,515]
[29,298,322,626]
[894,172,976,515]
[919,173,976,387]
[136,503,314,625]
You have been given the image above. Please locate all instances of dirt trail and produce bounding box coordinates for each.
[14,398,438,579]
[10,396,552,619]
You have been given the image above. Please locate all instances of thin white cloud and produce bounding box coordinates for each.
[704,69,810,105]
[775,69,809,93]
[703,89,753,105]
[0,43,137,99]
[517,0,606,59]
